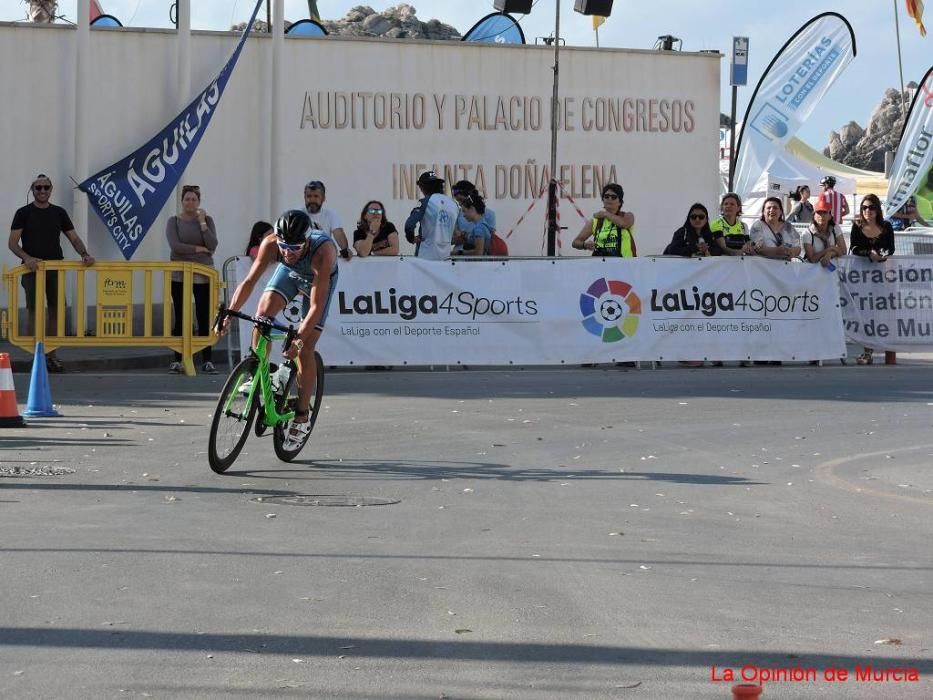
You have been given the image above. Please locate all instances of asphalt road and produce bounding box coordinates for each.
[1,365,932,699]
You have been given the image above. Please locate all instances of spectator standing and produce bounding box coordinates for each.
[751,197,801,260]
[850,193,895,366]
[710,192,755,256]
[303,180,351,259]
[8,173,95,373]
[801,198,846,267]
[787,185,814,224]
[663,203,717,257]
[817,175,849,224]
[571,183,636,257]
[353,200,399,257]
[246,221,272,260]
[404,171,459,261]
[887,196,929,231]
[166,184,218,375]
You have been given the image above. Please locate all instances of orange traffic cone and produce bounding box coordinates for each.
[0,352,26,427]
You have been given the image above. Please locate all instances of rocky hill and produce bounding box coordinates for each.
[825,84,916,173]
[232,4,460,40]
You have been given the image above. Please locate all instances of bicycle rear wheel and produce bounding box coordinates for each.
[208,356,259,473]
[273,352,325,462]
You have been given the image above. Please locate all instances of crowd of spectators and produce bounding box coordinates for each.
[8,165,933,372]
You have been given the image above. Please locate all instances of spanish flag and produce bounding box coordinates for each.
[593,15,606,31]
[906,0,927,37]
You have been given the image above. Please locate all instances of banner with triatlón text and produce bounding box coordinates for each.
[838,255,933,352]
[884,66,933,219]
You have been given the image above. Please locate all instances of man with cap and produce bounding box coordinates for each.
[817,176,848,225]
[404,171,459,260]
[303,180,351,259]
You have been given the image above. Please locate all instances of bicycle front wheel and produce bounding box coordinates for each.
[273,352,325,462]
[208,356,259,473]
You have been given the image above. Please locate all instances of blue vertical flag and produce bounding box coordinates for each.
[79,0,264,259]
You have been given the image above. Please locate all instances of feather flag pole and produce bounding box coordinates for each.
[592,15,605,48]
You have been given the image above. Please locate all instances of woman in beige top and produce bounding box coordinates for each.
[165,184,218,374]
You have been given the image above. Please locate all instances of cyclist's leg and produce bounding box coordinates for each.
[292,275,335,424]
[254,264,296,352]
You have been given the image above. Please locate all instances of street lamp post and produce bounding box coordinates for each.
[546,0,562,257]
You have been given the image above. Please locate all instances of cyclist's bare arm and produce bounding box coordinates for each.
[299,244,337,344]
[216,237,278,335]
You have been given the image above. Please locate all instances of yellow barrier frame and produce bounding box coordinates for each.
[2,261,220,376]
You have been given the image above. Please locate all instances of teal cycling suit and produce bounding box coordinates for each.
[264,230,339,327]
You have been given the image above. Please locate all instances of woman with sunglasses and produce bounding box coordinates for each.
[352,201,399,257]
[850,193,895,365]
[663,203,717,257]
[571,183,636,257]
[166,184,218,374]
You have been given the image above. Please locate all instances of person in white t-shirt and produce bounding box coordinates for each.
[303,180,351,259]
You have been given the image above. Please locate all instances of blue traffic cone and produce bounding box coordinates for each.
[23,342,61,418]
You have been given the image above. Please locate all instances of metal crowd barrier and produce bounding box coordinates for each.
[894,226,933,256]
[1,261,220,376]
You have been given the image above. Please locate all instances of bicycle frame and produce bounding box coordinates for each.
[239,333,296,428]
[216,307,298,428]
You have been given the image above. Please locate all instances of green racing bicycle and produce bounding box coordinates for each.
[207,306,324,473]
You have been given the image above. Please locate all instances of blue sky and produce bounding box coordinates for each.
[4,1,929,149]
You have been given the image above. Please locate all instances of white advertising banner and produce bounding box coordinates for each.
[838,255,933,352]
[733,13,856,199]
[240,257,848,366]
[884,66,933,219]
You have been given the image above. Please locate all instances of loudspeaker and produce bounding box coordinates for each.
[494,0,534,13]
[573,0,614,16]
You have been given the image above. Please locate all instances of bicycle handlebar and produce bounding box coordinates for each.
[214,304,297,349]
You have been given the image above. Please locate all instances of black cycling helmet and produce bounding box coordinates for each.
[820,176,836,188]
[274,209,311,245]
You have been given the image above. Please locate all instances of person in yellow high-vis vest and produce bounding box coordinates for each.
[571,183,636,257]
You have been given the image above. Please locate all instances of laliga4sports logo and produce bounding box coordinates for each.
[579,278,641,343]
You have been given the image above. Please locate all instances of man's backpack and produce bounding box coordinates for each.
[488,231,509,257]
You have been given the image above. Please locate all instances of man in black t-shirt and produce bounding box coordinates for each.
[8,174,95,372]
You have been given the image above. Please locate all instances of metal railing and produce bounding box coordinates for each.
[2,261,220,376]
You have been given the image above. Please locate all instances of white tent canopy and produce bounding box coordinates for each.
[750,149,857,199]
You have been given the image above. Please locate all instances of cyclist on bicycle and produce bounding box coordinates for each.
[217,210,338,448]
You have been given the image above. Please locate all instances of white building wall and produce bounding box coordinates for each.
[1,23,720,306]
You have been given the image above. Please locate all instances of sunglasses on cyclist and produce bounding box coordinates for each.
[277,240,305,252]
[689,213,706,220]
[367,208,384,215]
[33,184,51,191]
[601,193,620,201]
